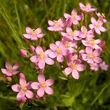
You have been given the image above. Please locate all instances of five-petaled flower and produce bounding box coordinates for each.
[31,74,54,97]
[1,62,19,76]
[11,78,34,102]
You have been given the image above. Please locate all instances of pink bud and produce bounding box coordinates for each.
[20,49,27,57]
[99,41,105,47]
[30,45,35,53]
[21,97,27,102]
[6,76,12,82]
[35,95,41,99]
[19,73,25,79]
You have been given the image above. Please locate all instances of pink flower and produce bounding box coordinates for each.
[20,49,27,57]
[30,46,54,69]
[11,78,34,102]
[82,47,102,64]
[79,26,94,38]
[49,41,68,62]
[99,61,109,71]
[64,9,81,25]
[1,62,19,76]
[90,63,99,71]
[79,2,97,12]
[64,59,86,79]
[30,45,35,53]
[89,17,106,35]
[82,38,101,49]
[23,27,45,40]
[31,74,54,97]
[61,27,81,41]
[47,18,66,31]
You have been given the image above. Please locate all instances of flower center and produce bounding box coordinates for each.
[56,48,61,54]
[90,39,95,46]
[70,31,74,37]
[7,66,13,72]
[21,85,27,91]
[31,29,37,36]
[40,52,45,59]
[96,20,101,28]
[72,62,77,70]
[65,41,70,48]
[41,83,46,88]
[89,53,94,59]
[83,27,87,35]
[54,20,60,27]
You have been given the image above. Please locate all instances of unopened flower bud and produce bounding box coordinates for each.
[20,49,27,57]
[19,73,25,79]
[30,45,35,53]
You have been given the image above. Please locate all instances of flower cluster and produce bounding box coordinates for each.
[1,2,109,104]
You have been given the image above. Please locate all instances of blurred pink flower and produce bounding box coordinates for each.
[30,46,54,69]
[23,27,45,40]
[64,9,81,25]
[89,17,106,35]
[79,26,94,38]
[31,74,54,97]
[99,61,109,71]
[11,78,33,102]
[79,2,97,12]
[90,63,99,71]
[49,41,68,62]
[61,27,81,41]
[47,18,66,31]
[1,62,19,76]
[82,47,102,64]
[64,59,86,79]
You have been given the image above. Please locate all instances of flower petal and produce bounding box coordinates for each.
[45,79,54,86]
[20,78,26,86]
[25,90,33,99]
[45,87,54,95]
[38,74,45,83]
[72,70,79,79]
[30,55,39,63]
[16,91,25,101]
[77,64,86,71]
[13,64,19,70]
[11,84,20,92]
[38,60,45,69]
[37,88,44,97]
[36,46,43,54]
[5,62,11,69]
[45,58,54,65]
[31,82,39,90]
[64,67,72,75]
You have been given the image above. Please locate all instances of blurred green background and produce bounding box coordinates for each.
[0,0,110,110]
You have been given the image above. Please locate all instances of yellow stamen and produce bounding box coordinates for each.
[54,20,60,27]
[56,48,61,54]
[41,83,46,88]
[65,41,70,48]
[21,85,27,91]
[40,52,45,59]
[90,39,95,46]
[89,53,94,59]
[102,13,105,18]
[72,62,77,70]
[31,29,37,36]
[83,27,87,35]
[7,66,13,72]
[96,20,101,28]
[70,31,74,37]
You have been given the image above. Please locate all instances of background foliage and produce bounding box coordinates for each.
[0,0,110,110]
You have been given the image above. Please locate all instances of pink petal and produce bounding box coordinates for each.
[5,62,11,69]
[94,57,102,63]
[23,34,31,39]
[30,55,39,63]
[1,68,7,74]
[36,46,43,54]
[31,82,40,90]
[37,88,44,97]
[31,37,38,40]
[11,84,20,92]
[100,27,106,32]
[48,20,54,25]
[13,71,19,75]
[86,46,92,54]
[16,91,25,101]
[57,55,64,62]
[36,28,42,34]
[38,60,45,69]
[13,64,19,70]
[20,78,26,86]
[82,54,88,61]
[64,67,72,75]
[45,58,54,65]
[93,49,101,56]
[89,24,94,29]
[45,79,54,86]
[64,13,71,18]
[25,90,33,99]
[26,27,31,33]
[37,34,45,38]
[77,64,86,71]
[72,70,79,79]
[45,87,54,95]
[50,43,57,51]
[38,74,45,83]
[79,2,86,10]
[48,52,56,58]
[91,17,97,24]
[66,27,72,33]
[95,28,101,35]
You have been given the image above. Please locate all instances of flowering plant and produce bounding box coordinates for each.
[1,2,109,109]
